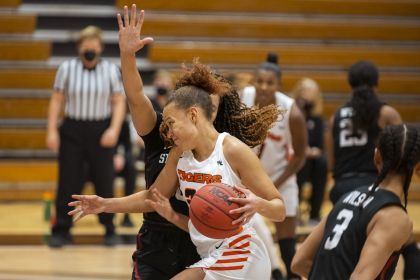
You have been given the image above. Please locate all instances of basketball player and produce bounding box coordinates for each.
[326,60,419,279]
[292,124,420,279]
[116,5,286,279]
[117,6,200,279]
[327,60,402,204]
[241,54,307,280]
[68,58,287,279]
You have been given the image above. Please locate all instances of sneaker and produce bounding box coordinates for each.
[104,233,123,246]
[271,268,285,280]
[120,214,134,227]
[48,234,72,248]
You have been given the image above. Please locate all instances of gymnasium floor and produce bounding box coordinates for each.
[0,202,419,279]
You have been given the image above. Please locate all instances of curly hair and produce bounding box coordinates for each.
[160,59,282,148]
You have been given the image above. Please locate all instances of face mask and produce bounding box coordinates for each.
[156,86,169,96]
[83,50,97,62]
[303,101,314,115]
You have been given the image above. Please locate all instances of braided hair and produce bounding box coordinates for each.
[371,124,420,207]
[160,59,282,147]
[348,60,383,134]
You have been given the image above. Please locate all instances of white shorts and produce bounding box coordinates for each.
[278,181,299,217]
[188,221,271,280]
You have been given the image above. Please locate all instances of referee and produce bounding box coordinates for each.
[46,25,125,247]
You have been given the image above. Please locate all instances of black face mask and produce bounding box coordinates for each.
[156,86,169,96]
[303,101,314,115]
[83,50,97,62]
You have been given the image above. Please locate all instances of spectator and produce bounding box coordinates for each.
[291,78,328,225]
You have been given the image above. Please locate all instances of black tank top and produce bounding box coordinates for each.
[332,104,382,179]
[309,186,404,280]
[142,112,189,224]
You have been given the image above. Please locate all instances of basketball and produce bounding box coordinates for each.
[189,183,244,239]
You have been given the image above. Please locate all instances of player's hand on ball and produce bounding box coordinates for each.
[146,189,175,222]
[68,195,106,222]
[228,186,261,225]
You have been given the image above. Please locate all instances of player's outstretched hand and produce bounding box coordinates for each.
[68,194,106,222]
[228,186,260,225]
[117,4,153,55]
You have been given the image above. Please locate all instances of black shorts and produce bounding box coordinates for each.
[329,173,377,205]
[131,221,200,280]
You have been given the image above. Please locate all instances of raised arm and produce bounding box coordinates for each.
[225,136,286,222]
[118,4,156,136]
[274,103,307,188]
[351,207,411,280]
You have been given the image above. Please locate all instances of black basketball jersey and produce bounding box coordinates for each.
[309,186,404,280]
[142,111,189,223]
[332,104,382,179]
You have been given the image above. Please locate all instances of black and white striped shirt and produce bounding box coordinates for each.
[53,58,123,121]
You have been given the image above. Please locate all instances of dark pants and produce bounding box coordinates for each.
[52,118,115,236]
[116,120,136,196]
[329,173,377,205]
[117,153,136,196]
[297,156,327,220]
[132,221,200,280]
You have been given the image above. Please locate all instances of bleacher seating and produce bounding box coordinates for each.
[0,0,419,244]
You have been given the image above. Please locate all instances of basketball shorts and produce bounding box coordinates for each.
[132,221,200,280]
[188,221,271,280]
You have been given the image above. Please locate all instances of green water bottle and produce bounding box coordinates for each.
[43,191,53,222]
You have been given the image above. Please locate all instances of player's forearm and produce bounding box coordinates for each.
[47,92,63,132]
[257,197,286,222]
[120,52,156,135]
[104,190,154,213]
[291,258,311,278]
[110,95,126,133]
[120,52,144,106]
[167,212,189,232]
[274,156,305,188]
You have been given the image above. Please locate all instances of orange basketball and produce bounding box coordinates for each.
[189,183,244,239]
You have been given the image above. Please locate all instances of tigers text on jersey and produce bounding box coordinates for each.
[176,132,270,279]
[309,186,404,280]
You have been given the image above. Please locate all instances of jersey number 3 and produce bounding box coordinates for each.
[324,209,353,250]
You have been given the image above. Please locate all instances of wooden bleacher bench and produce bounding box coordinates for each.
[0,0,21,8]
[138,14,420,41]
[0,97,417,123]
[149,42,420,67]
[0,15,36,33]
[118,0,420,17]
[0,41,51,60]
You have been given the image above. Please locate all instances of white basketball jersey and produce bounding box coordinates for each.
[241,86,296,186]
[176,133,270,278]
[176,132,244,205]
